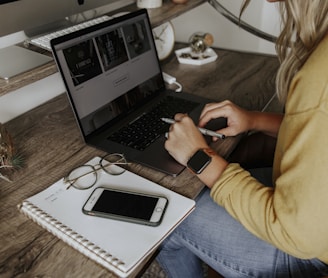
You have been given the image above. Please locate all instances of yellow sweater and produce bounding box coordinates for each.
[210,35,328,263]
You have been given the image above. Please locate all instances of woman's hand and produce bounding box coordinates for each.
[164,113,209,166]
[199,100,283,138]
[199,100,254,138]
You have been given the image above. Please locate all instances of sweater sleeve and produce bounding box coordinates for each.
[210,56,328,262]
[211,138,328,263]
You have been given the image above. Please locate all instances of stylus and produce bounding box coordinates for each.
[161,118,225,139]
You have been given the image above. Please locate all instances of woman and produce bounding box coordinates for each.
[156,0,328,277]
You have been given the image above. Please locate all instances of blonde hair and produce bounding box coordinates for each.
[241,0,328,103]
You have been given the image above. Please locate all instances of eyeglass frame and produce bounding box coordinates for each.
[63,153,129,190]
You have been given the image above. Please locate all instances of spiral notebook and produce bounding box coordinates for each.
[18,157,195,277]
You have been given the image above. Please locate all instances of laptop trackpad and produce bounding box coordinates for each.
[136,137,185,177]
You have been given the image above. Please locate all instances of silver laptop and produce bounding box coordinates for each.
[50,9,226,176]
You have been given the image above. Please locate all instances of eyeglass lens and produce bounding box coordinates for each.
[100,153,127,176]
[66,165,97,190]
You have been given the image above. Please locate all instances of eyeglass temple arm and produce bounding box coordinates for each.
[208,0,278,43]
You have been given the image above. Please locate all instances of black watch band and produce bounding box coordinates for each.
[187,148,214,174]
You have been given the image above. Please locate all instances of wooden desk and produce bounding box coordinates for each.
[0,45,280,277]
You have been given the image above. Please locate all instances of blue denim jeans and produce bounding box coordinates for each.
[156,168,328,277]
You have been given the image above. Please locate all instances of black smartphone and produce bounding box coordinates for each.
[82,187,168,226]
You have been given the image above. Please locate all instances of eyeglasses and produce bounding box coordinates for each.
[64,153,129,190]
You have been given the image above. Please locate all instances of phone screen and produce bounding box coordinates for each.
[93,190,160,220]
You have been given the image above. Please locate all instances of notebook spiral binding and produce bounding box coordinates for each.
[19,200,126,271]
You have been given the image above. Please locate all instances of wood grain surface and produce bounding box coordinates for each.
[0,44,280,277]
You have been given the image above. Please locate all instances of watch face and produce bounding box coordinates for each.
[152,22,175,60]
[187,150,212,174]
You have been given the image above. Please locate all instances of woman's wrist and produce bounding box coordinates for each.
[248,111,263,131]
[248,111,283,137]
[195,151,228,188]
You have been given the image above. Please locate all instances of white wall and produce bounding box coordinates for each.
[0,30,65,123]
[172,0,281,55]
[0,74,65,123]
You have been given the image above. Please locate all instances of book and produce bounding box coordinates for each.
[18,156,195,277]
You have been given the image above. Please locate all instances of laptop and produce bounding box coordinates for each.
[51,9,226,176]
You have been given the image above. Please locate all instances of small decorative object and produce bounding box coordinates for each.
[137,0,162,9]
[175,32,217,65]
[152,22,175,60]
[0,123,24,182]
[189,32,214,53]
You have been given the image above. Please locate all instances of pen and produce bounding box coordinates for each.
[161,117,225,139]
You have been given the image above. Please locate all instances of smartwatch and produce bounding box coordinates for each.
[187,148,214,174]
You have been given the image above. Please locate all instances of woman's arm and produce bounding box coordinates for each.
[247,111,283,137]
[164,101,283,187]
[199,101,283,138]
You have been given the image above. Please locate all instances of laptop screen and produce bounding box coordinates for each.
[51,10,164,136]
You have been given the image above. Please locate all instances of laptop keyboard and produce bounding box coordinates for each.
[108,96,198,151]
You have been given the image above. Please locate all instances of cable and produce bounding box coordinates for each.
[172,81,182,92]
[162,72,183,92]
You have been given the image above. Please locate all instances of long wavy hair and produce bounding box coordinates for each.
[240,0,328,103]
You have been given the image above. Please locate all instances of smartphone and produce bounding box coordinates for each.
[82,187,168,226]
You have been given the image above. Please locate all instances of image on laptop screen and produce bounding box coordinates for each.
[52,11,164,137]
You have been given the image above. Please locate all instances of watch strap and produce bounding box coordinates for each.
[203,148,216,157]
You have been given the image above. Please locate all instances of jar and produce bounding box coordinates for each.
[189,32,214,53]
